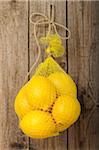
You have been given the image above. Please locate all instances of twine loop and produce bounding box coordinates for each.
[30,5,71,39]
[24,4,71,84]
[23,5,99,129]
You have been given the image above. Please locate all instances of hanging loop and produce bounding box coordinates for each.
[24,4,71,84]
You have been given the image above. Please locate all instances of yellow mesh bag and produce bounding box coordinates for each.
[14,9,81,139]
[34,56,77,97]
[40,34,65,58]
[14,45,81,139]
[35,56,65,77]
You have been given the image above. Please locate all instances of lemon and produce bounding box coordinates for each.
[14,86,32,119]
[25,76,56,110]
[20,110,59,138]
[52,95,81,132]
[56,123,70,132]
[48,72,77,97]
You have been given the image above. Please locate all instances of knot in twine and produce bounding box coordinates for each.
[24,4,71,83]
[23,5,99,133]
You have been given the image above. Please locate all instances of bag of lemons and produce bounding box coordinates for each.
[14,34,81,139]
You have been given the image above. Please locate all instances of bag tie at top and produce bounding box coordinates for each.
[24,4,71,84]
[30,4,71,40]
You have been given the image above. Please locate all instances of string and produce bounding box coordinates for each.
[23,4,99,130]
[23,4,71,84]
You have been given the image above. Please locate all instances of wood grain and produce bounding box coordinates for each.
[0,1,29,149]
[68,1,99,150]
[29,1,48,149]
[0,0,99,150]
[29,0,68,150]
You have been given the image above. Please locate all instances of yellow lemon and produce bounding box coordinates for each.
[48,72,77,97]
[20,110,59,138]
[56,123,70,132]
[25,76,56,110]
[52,95,81,132]
[14,86,32,119]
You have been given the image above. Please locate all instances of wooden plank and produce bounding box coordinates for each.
[0,1,29,149]
[29,0,68,150]
[29,1,48,149]
[67,1,99,150]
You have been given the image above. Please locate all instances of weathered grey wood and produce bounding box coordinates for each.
[0,0,99,150]
[52,1,68,150]
[0,1,29,149]
[68,1,99,150]
[29,1,48,149]
[29,0,68,150]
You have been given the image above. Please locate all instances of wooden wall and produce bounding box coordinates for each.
[0,0,99,150]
